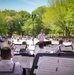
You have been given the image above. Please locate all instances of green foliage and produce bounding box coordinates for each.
[34,17,44,36]
[16,10,30,26]
[0,10,31,36]
[32,6,46,36]
[43,0,74,37]
[22,18,33,35]
[0,12,7,35]
[32,6,46,19]
[0,0,74,37]
[2,9,16,16]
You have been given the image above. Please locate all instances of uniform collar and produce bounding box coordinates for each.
[0,59,14,72]
[0,59,13,64]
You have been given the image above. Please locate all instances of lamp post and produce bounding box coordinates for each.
[32,14,36,45]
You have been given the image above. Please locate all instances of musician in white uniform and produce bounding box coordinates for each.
[0,47,23,75]
[54,39,64,53]
[34,42,46,55]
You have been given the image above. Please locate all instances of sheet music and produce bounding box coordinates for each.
[20,45,26,49]
[20,57,30,68]
[59,58,74,75]
[15,45,21,51]
[35,57,58,75]
[13,56,34,68]
[45,44,58,52]
[61,46,72,51]
[29,57,34,68]
[12,55,21,62]
[33,53,74,75]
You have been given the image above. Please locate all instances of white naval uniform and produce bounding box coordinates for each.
[54,44,63,53]
[34,46,46,55]
[0,60,23,75]
[38,33,45,41]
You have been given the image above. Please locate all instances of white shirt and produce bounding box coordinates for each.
[34,46,46,55]
[54,44,63,53]
[0,60,23,75]
[72,42,74,49]
[0,42,3,49]
[38,33,45,41]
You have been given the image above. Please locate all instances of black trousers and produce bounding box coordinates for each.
[22,68,26,75]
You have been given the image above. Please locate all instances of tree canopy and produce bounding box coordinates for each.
[0,0,74,38]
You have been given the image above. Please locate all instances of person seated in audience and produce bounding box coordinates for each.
[54,39,64,53]
[34,42,46,55]
[0,47,23,75]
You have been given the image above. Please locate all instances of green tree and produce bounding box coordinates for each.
[43,0,74,38]
[22,18,33,35]
[2,9,16,16]
[0,12,7,35]
[16,10,30,26]
[32,6,46,36]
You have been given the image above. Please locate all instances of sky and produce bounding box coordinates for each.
[0,0,48,13]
